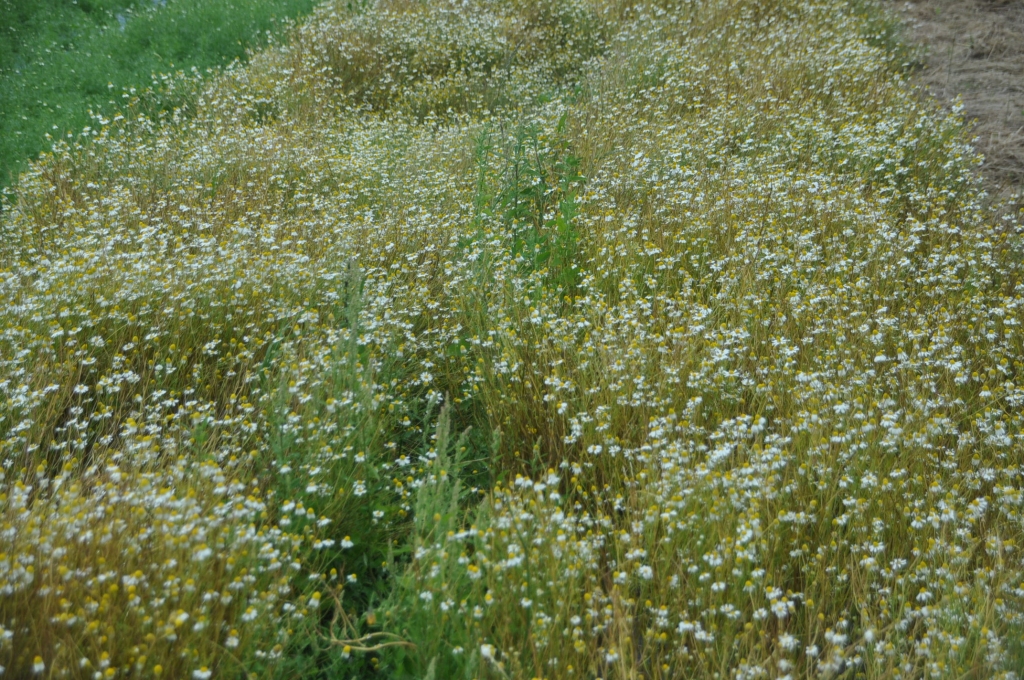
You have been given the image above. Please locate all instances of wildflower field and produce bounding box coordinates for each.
[2,0,1024,677]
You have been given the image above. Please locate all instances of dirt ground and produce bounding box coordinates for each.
[889,0,1024,207]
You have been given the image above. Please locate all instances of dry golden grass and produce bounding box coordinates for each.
[891,0,1024,204]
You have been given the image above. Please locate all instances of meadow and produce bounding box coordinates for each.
[2,0,1024,678]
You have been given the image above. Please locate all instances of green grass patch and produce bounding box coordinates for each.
[0,0,321,189]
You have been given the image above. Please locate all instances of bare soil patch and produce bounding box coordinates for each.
[891,0,1024,204]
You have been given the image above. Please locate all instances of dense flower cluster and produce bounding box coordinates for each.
[2,0,1023,677]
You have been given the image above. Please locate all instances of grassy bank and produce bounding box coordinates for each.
[0,0,321,189]
[2,0,1024,678]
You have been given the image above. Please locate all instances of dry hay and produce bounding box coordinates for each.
[893,0,1024,207]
